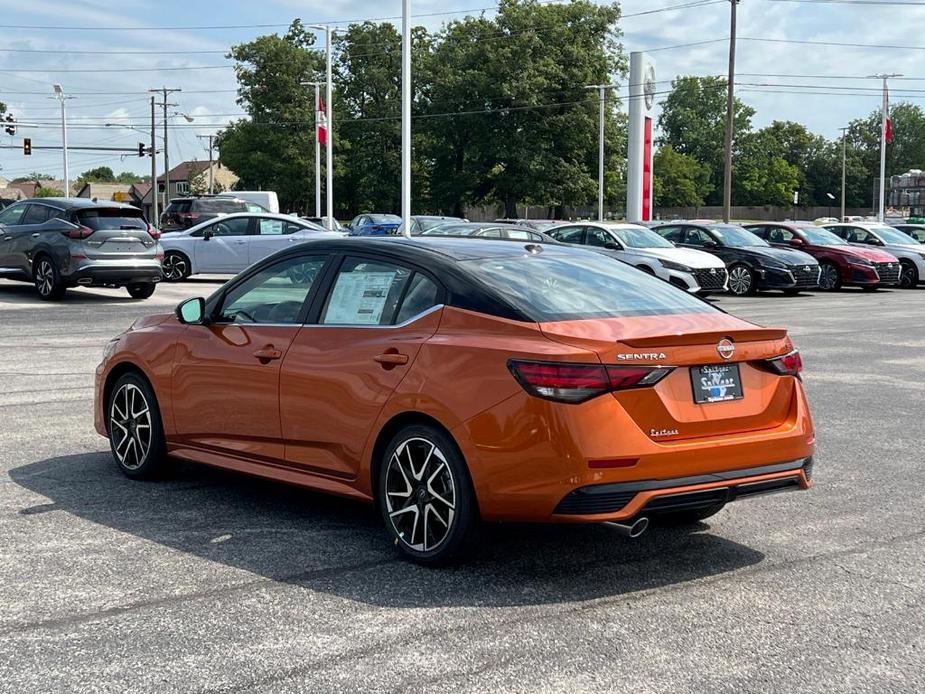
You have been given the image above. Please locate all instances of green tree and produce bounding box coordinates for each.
[115,171,143,184]
[218,20,324,213]
[734,132,801,207]
[658,76,754,205]
[34,186,64,197]
[77,166,115,183]
[12,172,54,183]
[653,145,712,207]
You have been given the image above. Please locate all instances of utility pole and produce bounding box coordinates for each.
[585,84,618,221]
[839,126,848,222]
[309,26,341,230]
[151,96,158,224]
[722,0,740,223]
[149,87,181,209]
[52,84,73,196]
[869,73,901,222]
[197,134,217,194]
[301,80,324,217]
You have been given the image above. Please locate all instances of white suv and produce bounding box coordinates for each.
[547,222,729,294]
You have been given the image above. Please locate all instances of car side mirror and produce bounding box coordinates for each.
[202,229,213,240]
[789,237,805,247]
[871,238,884,246]
[604,241,620,250]
[703,240,718,249]
[176,297,206,325]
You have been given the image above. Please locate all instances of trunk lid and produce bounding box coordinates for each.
[76,208,157,259]
[540,312,797,442]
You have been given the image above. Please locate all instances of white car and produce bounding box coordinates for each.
[547,222,729,294]
[160,213,342,281]
[824,222,925,288]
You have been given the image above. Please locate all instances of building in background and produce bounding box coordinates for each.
[158,160,239,200]
[888,169,925,217]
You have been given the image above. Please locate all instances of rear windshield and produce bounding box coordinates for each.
[77,208,147,231]
[195,199,247,213]
[166,200,191,213]
[369,214,401,223]
[462,251,718,321]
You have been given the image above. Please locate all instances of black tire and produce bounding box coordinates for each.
[33,255,66,301]
[656,503,725,527]
[727,263,756,296]
[126,283,156,300]
[899,260,919,289]
[378,423,478,566]
[817,261,841,291]
[106,372,168,480]
[162,251,191,282]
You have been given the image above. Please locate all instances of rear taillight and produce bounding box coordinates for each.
[767,350,803,378]
[370,225,382,232]
[508,360,673,404]
[63,225,94,240]
[147,224,161,240]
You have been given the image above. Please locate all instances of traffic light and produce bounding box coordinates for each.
[138,142,146,157]
[4,114,15,136]
[23,138,31,156]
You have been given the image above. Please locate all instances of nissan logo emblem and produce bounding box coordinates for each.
[717,338,735,360]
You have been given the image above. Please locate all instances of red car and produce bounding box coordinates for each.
[745,222,901,291]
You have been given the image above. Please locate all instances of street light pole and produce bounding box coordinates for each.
[52,84,72,196]
[401,0,412,236]
[151,96,158,224]
[585,84,617,222]
[149,87,181,209]
[325,26,334,230]
[197,134,217,194]
[722,0,739,223]
[839,125,848,222]
[301,80,324,218]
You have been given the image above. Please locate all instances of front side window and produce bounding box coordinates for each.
[655,225,683,243]
[685,228,715,247]
[585,227,612,248]
[463,251,718,322]
[218,255,326,324]
[201,217,250,238]
[321,258,414,326]
[0,203,26,225]
[765,227,794,243]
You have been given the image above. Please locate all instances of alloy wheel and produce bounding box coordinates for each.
[109,383,153,471]
[819,264,839,290]
[35,259,54,297]
[728,266,752,295]
[384,437,457,552]
[162,253,188,281]
[900,263,918,289]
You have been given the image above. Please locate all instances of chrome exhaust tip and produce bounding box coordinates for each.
[76,278,93,285]
[606,516,649,538]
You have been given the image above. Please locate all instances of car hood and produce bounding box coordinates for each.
[741,246,818,266]
[632,246,726,269]
[825,245,898,262]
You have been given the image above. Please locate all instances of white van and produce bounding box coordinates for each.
[216,191,279,214]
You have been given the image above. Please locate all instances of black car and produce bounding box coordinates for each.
[159,196,249,232]
[421,222,552,242]
[652,222,820,295]
[0,198,162,300]
[893,224,925,244]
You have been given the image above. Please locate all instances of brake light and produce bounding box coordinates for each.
[508,360,673,404]
[147,224,161,240]
[767,350,803,378]
[63,225,94,240]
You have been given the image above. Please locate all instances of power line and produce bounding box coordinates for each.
[741,36,925,51]
[764,0,925,5]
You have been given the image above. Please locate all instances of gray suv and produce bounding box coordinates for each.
[0,198,163,300]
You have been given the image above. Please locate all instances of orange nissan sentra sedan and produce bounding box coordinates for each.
[95,237,814,564]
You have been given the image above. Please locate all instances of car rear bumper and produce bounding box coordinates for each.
[551,457,811,521]
[67,260,163,287]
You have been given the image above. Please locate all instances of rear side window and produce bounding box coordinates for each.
[655,226,683,242]
[166,200,191,214]
[78,208,147,231]
[462,251,718,321]
[195,199,247,213]
[321,257,414,326]
[22,204,56,225]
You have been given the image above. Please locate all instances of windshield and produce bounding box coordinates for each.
[611,225,675,249]
[369,214,401,224]
[462,251,717,321]
[421,224,474,236]
[872,226,922,245]
[707,224,769,247]
[800,227,845,246]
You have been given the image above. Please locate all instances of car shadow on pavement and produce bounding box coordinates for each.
[0,283,145,304]
[11,452,766,608]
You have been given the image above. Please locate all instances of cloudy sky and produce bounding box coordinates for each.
[0,0,922,182]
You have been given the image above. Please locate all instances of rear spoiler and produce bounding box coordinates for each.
[621,327,788,348]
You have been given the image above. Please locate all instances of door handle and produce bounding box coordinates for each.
[374,352,409,367]
[234,240,246,245]
[253,346,283,362]
[31,233,40,238]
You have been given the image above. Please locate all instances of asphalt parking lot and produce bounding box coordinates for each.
[1,278,923,693]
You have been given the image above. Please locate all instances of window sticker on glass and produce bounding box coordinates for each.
[324,272,396,324]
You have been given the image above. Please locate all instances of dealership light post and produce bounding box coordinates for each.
[722,0,740,223]
[301,80,324,218]
[585,84,618,222]
[401,0,412,236]
[309,25,344,231]
[839,126,848,221]
[52,84,73,197]
[870,73,901,221]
